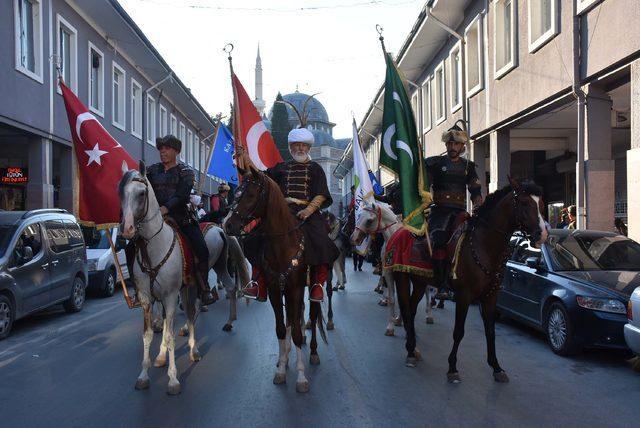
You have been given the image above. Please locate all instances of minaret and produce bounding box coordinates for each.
[253,45,266,115]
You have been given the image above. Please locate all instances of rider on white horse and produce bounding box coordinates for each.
[125,135,217,305]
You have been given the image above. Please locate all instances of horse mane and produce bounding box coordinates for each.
[472,180,543,220]
[259,172,297,233]
[118,169,139,201]
[373,200,394,214]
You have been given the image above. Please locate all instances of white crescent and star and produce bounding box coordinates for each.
[85,143,108,166]
[382,92,414,165]
[246,121,269,170]
[75,111,122,149]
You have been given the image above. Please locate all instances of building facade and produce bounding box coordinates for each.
[336,0,640,239]
[1,0,220,213]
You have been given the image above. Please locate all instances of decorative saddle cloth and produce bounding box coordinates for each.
[174,230,195,286]
[199,222,217,236]
[383,228,433,277]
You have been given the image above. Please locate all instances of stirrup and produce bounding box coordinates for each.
[241,280,259,300]
[309,283,324,303]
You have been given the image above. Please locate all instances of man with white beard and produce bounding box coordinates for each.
[242,127,338,302]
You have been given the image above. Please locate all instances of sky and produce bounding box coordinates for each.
[118,0,426,138]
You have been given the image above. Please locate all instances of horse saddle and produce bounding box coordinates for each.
[199,222,217,237]
[162,217,196,286]
[446,212,471,260]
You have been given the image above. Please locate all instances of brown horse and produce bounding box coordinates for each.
[447,177,548,383]
[224,167,325,393]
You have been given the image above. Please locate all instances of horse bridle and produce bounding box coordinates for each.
[129,176,164,241]
[355,204,397,235]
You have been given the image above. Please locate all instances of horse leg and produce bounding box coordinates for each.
[269,286,288,385]
[309,302,320,365]
[154,316,168,367]
[135,301,154,390]
[393,273,416,366]
[425,286,434,325]
[223,288,237,332]
[480,295,509,383]
[448,298,470,383]
[326,278,334,331]
[183,285,201,362]
[340,253,347,286]
[289,283,309,393]
[152,301,163,333]
[408,275,427,364]
[164,295,181,395]
[385,270,398,336]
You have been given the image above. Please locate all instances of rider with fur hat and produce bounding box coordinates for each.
[242,126,339,303]
[425,121,483,300]
[126,134,216,305]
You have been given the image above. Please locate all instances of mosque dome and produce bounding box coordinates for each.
[268,91,332,126]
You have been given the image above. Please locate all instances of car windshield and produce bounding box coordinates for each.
[81,226,112,250]
[0,225,17,258]
[545,233,640,271]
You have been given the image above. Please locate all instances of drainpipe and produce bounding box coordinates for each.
[426,7,468,131]
[142,73,173,161]
[573,0,587,229]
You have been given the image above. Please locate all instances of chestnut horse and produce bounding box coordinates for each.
[224,167,325,393]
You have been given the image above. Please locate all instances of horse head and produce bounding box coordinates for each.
[350,201,379,246]
[224,165,268,236]
[119,160,158,239]
[509,176,549,248]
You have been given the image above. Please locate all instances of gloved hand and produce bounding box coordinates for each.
[297,207,314,221]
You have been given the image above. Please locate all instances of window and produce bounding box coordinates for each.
[14,0,43,83]
[159,105,168,137]
[131,79,142,138]
[465,15,483,96]
[112,62,126,131]
[146,94,156,145]
[411,92,420,130]
[170,114,177,136]
[435,62,446,124]
[179,123,186,162]
[194,136,200,171]
[528,0,558,52]
[577,0,603,14]
[88,42,104,116]
[12,223,43,267]
[64,221,84,247]
[494,0,517,78]
[187,130,194,166]
[450,43,462,112]
[45,220,70,253]
[421,78,432,133]
[56,15,77,93]
[201,141,207,172]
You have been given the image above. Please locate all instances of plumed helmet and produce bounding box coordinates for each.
[441,120,469,145]
[288,128,314,146]
[156,134,182,152]
[218,183,231,192]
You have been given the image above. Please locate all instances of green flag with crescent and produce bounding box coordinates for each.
[379,52,431,235]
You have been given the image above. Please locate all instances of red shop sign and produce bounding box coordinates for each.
[0,167,28,184]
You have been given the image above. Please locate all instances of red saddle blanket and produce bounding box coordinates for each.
[383,228,433,278]
[199,222,217,236]
[175,230,195,285]
[446,212,470,260]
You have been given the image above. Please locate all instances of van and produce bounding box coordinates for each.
[0,209,88,340]
[81,226,129,297]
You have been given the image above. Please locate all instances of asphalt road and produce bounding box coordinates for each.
[1,264,639,428]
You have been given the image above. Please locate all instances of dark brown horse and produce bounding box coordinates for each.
[224,167,325,393]
[447,177,548,383]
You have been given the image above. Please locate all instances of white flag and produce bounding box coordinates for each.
[352,119,375,254]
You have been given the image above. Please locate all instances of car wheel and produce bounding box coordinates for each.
[63,276,86,313]
[101,268,116,298]
[0,295,14,340]
[545,302,580,356]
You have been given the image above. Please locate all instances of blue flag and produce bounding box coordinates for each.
[369,170,384,195]
[207,124,238,185]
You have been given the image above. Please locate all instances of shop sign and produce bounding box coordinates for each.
[1,167,28,184]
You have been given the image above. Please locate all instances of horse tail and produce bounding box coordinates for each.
[311,301,328,345]
[212,228,228,272]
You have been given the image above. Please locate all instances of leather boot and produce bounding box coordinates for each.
[197,261,218,305]
[433,259,452,300]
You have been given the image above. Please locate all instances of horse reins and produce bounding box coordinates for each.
[355,204,397,235]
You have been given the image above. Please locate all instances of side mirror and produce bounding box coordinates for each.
[525,256,543,270]
[22,246,34,263]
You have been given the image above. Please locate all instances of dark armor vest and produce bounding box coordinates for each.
[426,156,481,210]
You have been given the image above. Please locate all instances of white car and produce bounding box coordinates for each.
[624,286,640,356]
[82,226,129,297]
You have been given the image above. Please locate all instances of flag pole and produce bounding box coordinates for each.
[198,113,223,196]
[105,228,138,309]
[224,43,246,173]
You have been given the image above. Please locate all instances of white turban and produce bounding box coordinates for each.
[288,128,314,146]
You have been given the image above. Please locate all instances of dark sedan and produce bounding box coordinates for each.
[497,229,638,356]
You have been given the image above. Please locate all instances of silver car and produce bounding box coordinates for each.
[624,286,640,356]
[0,209,88,340]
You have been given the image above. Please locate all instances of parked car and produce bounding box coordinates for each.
[0,209,88,340]
[81,226,129,297]
[624,286,640,356]
[497,229,638,356]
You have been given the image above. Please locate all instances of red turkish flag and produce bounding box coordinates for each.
[60,81,137,227]
[232,73,282,170]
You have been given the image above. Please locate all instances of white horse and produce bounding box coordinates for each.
[350,201,436,336]
[119,164,199,395]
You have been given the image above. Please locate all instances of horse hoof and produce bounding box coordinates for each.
[273,373,287,385]
[305,321,312,330]
[178,327,188,337]
[201,305,209,312]
[310,354,320,365]
[135,378,150,390]
[405,357,417,368]
[154,357,166,368]
[426,317,434,325]
[222,323,233,332]
[326,320,335,330]
[385,329,394,337]
[339,285,345,290]
[414,349,423,361]
[296,381,310,393]
[494,371,510,383]
[437,301,445,309]
[394,317,402,327]
[190,350,201,362]
[447,372,461,383]
[167,382,181,395]
[152,323,163,334]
